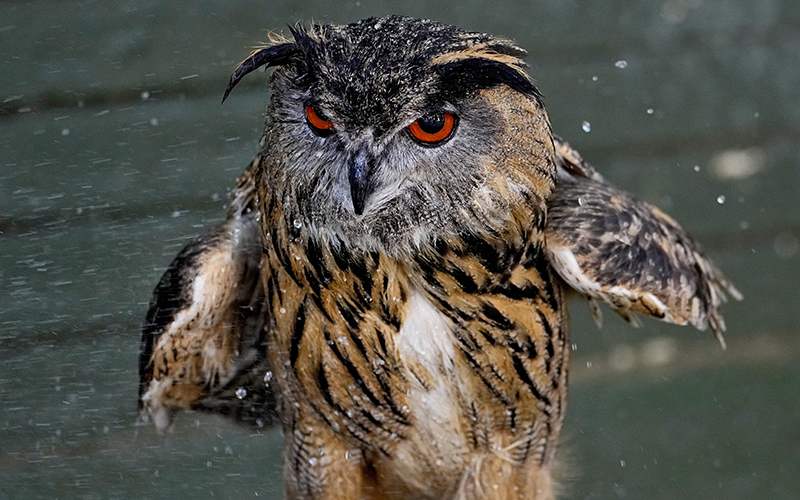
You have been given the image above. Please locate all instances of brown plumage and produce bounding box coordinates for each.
[138,16,740,500]
[139,160,278,429]
[546,137,742,348]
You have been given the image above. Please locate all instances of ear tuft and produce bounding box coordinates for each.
[221,43,300,103]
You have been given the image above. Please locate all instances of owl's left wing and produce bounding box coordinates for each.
[139,157,278,430]
[544,137,742,347]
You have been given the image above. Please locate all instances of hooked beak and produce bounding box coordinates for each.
[348,147,375,215]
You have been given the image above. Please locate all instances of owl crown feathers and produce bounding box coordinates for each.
[222,15,543,111]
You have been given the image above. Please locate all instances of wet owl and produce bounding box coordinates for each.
[137,16,741,500]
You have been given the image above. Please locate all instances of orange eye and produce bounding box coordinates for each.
[408,113,456,145]
[305,106,334,136]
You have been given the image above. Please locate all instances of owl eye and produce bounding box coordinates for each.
[408,113,457,145]
[305,106,334,136]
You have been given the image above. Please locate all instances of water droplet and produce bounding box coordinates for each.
[235,387,247,399]
[774,231,799,259]
[620,460,626,467]
[263,371,273,384]
[61,128,70,136]
[581,121,591,133]
[615,59,628,69]
[717,195,726,204]
[592,75,598,82]
[149,117,159,126]
[694,165,701,172]
[293,219,303,229]
[280,307,286,314]
[141,91,150,100]
[308,457,318,465]
[646,108,654,114]
[578,196,586,206]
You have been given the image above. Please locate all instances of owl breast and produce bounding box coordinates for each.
[395,289,466,451]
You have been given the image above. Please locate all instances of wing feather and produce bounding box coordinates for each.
[545,137,742,347]
[138,158,278,429]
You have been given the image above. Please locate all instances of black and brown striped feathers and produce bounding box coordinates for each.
[138,16,739,500]
[546,137,742,348]
[138,160,278,429]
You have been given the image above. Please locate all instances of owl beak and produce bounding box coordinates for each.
[348,148,375,215]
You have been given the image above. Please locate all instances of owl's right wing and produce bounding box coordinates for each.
[544,137,742,347]
[138,156,278,430]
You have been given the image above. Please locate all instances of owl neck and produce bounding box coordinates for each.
[258,172,547,263]
[259,167,550,307]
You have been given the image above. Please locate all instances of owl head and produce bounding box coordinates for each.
[224,16,556,257]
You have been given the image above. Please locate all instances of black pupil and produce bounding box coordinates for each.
[417,114,445,134]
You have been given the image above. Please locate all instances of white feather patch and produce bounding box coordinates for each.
[397,291,455,371]
[547,245,674,323]
[396,290,460,431]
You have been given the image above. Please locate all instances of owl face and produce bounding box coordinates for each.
[227,16,556,256]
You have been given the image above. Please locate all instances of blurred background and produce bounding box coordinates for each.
[1,0,798,498]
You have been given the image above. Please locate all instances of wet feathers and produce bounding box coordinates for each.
[138,16,740,500]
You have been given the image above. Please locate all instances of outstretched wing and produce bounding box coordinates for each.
[139,157,278,430]
[545,137,742,347]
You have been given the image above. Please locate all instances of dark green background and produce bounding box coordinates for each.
[2,1,798,498]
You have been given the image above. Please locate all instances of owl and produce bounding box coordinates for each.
[138,16,741,500]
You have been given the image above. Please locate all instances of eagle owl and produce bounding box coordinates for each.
[138,16,741,500]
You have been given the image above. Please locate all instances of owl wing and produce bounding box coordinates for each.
[139,157,278,430]
[544,136,742,347]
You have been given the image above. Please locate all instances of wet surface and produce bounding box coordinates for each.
[2,1,799,498]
